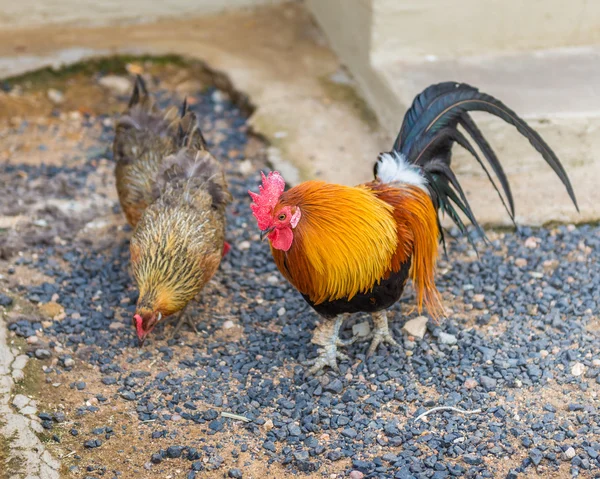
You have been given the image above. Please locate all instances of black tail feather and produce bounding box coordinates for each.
[392,81,578,247]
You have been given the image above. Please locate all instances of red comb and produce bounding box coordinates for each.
[248,171,285,230]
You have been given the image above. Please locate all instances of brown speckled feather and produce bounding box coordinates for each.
[113,76,206,227]
[130,130,232,320]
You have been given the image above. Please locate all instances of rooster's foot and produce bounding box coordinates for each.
[367,311,400,356]
[171,308,198,338]
[305,344,349,376]
[305,316,353,376]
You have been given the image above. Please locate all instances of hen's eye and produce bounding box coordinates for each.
[278,213,287,221]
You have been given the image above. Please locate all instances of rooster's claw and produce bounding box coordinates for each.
[304,344,349,376]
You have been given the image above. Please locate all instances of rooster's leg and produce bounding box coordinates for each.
[170,305,198,338]
[367,310,400,356]
[305,316,356,375]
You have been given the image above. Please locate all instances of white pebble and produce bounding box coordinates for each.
[277,307,286,317]
[352,321,371,338]
[238,241,251,251]
[571,362,585,377]
[402,316,428,340]
[564,447,576,459]
[222,320,235,330]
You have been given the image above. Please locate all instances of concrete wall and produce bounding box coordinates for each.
[0,0,286,29]
[370,0,600,62]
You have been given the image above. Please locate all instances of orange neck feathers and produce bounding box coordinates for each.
[270,180,444,320]
[369,183,444,320]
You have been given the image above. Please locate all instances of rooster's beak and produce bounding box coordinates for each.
[260,226,274,241]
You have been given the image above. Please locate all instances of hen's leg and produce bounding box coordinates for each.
[305,316,359,375]
[367,310,400,356]
[170,305,198,338]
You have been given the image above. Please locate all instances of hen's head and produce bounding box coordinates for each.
[248,171,301,252]
[133,310,162,346]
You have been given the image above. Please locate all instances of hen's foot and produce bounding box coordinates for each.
[171,307,198,338]
[367,311,400,356]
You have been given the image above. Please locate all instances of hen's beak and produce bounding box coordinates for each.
[260,226,275,241]
[137,335,147,347]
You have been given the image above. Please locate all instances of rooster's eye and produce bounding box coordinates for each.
[278,213,286,221]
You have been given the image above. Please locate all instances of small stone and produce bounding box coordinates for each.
[98,75,131,95]
[514,258,528,268]
[166,446,184,458]
[352,321,371,338]
[524,237,538,248]
[35,349,51,360]
[0,293,13,307]
[571,362,585,376]
[540,350,549,359]
[12,394,30,409]
[222,320,235,330]
[438,332,457,345]
[464,378,478,389]
[472,294,485,303]
[349,472,364,479]
[38,301,63,318]
[463,454,482,465]
[277,307,286,317]
[238,241,251,251]
[120,391,136,401]
[109,322,126,330]
[266,275,278,285]
[324,378,344,394]
[62,358,75,369]
[402,316,428,339]
[47,89,64,104]
[530,448,543,466]
[228,469,243,478]
[563,447,576,460]
[150,453,162,464]
[263,418,274,431]
[101,376,116,385]
[480,376,497,390]
[262,441,276,452]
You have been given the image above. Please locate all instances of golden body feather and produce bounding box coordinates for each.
[271,180,444,319]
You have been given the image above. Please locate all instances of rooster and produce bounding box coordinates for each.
[130,113,232,345]
[249,82,577,374]
[114,75,207,227]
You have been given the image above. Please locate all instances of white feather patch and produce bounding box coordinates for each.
[376,151,428,192]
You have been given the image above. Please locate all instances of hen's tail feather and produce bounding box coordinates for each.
[171,102,208,151]
[390,81,578,245]
[128,75,148,108]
